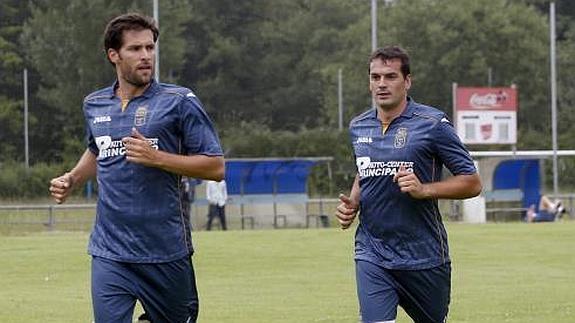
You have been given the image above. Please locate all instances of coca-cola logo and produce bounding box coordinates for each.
[469,91,508,109]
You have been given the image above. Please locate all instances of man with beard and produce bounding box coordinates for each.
[49,13,224,323]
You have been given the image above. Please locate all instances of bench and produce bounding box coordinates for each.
[484,189,527,221]
[306,198,338,228]
[222,194,309,229]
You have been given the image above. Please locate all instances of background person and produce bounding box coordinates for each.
[49,13,224,323]
[527,194,566,222]
[335,45,481,323]
[186,178,202,224]
[206,180,228,230]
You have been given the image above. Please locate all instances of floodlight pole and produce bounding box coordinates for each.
[153,0,160,82]
[23,68,29,169]
[338,68,343,131]
[550,2,559,196]
[371,0,377,108]
[371,0,377,52]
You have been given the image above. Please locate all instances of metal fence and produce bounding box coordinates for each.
[1,194,572,233]
[0,199,339,232]
[0,204,96,233]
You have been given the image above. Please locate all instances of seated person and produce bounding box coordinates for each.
[527,194,566,222]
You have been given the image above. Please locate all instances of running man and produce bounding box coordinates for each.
[49,13,224,323]
[335,45,481,323]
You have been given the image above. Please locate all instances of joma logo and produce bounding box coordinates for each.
[356,137,373,143]
[93,116,112,124]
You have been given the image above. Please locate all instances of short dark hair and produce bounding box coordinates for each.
[368,46,410,78]
[104,13,159,54]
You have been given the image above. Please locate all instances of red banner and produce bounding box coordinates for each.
[456,87,517,111]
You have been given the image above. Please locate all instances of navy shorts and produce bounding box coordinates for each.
[356,260,451,323]
[532,210,556,222]
[91,256,199,323]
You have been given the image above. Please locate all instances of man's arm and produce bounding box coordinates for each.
[49,149,97,204]
[122,128,225,181]
[394,166,482,200]
[421,173,481,199]
[334,174,361,229]
[145,152,225,181]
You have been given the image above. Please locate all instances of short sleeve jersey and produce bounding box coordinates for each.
[349,98,476,270]
[83,80,223,263]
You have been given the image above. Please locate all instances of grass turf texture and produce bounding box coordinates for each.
[0,222,574,322]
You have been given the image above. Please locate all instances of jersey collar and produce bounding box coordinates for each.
[109,79,160,99]
[372,96,417,120]
[400,97,417,119]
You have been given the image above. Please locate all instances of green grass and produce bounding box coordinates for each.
[0,222,574,322]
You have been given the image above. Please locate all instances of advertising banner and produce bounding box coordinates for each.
[454,86,517,144]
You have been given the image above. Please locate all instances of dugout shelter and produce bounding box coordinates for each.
[468,150,575,222]
[193,157,333,229]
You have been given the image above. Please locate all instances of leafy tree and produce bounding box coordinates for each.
[0,0,29,162]
[181,0,366,130]
[2,0,574,197]
[22,0,191,163]
[333,0,549,145]
[519,0,575,189]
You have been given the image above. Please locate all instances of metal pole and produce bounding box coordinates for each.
[240,172,245,230]
[153,0,160,82]
[327,161,333,196]
[338,68,343,131]
[23,68,29,169]
[371,0,377,51]
[48,205,55,230]
[452,82,457,129]
[371,0,377,108]
[511,84,517,153]
[273,175,277,228]
[550,2,559,196]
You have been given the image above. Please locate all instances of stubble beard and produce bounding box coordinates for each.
[376,97,399,111]
[125,70,152,88]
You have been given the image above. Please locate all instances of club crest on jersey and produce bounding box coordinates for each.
[134,106,147,126]
[394,127,408,148]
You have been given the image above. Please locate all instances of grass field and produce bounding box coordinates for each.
[1,222,574,322]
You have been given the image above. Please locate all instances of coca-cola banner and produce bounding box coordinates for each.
[454,86,517,145]
[456,87,517,111]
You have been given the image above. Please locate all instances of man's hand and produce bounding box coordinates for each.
[334,193,359,230]
[393,165,431,199]
[122,127,158,167]
[49,173,74,204]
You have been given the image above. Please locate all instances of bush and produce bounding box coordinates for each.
[1,122,363,199]
[0,161,68,198]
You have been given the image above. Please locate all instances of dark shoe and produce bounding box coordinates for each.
[556,201,565,215]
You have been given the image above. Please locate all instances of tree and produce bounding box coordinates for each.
[181,0,367,131]
[322,0,550,147]
[22,0,191,163]
[0,0,29,162]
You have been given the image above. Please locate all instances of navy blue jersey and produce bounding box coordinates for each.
[84,80,223,263]
[349,98,476,270]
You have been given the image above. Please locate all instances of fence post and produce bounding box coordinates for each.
[570,195,574,219]
[48,205,55,230]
